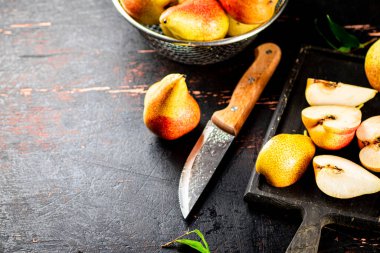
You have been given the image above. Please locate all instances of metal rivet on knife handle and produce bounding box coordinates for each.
[248,76,256,84]
[211,43,282,136]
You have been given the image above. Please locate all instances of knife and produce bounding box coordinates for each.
[178,43,281,219]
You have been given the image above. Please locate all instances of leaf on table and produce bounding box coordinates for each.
[192,229,209,251]
[175,239,210,253]
[162,229,210,253]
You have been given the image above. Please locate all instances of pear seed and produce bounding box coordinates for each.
[321,164,343,173]
[326,115,336,120]
[317,115,336,125]
[362,140,370,147]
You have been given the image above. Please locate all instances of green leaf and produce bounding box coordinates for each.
[161,229,211,253]
[326,15,360,48]
[315,15,376,53]
[336,46,352,53]
[192,229,209,251]
[175,239,210,253]
[314,18,339,50]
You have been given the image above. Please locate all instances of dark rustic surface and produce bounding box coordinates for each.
[0,0,379,252]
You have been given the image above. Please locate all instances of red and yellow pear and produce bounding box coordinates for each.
[227,15,261,37]
[365,39,380,91]
[143,74,201,140]
[159,0,229,41]
[301,105,362,150]
[219,0,278,24]
[120,0,177,25]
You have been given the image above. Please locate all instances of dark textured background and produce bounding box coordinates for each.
[0,0,379,252]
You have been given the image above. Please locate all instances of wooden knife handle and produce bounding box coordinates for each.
[211,43,281,136]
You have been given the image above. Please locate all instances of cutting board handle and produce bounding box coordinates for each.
[286,205,333,253]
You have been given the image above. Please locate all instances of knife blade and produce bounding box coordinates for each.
[178,43,282,219]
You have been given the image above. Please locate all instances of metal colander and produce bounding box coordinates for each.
[112,0,288,65]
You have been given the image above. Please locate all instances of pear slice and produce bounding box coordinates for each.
[313,155,380,199]
[302,105,362,134]
[356,115,380,172]
[360,147,380,172]
[301,105,362,150]
[356,115,380,148]
[305,78,377,106]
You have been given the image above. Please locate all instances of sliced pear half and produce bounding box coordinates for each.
[359,147,380,172]
[302,105,362,134]
[302,105,362,150]
[313,155,380,199]
[305,78,377,106]
[356,115,380,172]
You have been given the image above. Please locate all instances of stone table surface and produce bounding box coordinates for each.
[0,0,379,252]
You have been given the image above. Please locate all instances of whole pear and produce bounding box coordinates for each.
[159,0,229,41]
[219,0,278,24]
[120,0,177,25]
[227,15,261,37]
[143,74,201,140]
[256,133,316,187]
[365,39,380,91]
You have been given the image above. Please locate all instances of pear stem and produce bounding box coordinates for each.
[161,230,191,248]
[356,103,364,110]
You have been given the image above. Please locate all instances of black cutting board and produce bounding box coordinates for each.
[244,46,380,253]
